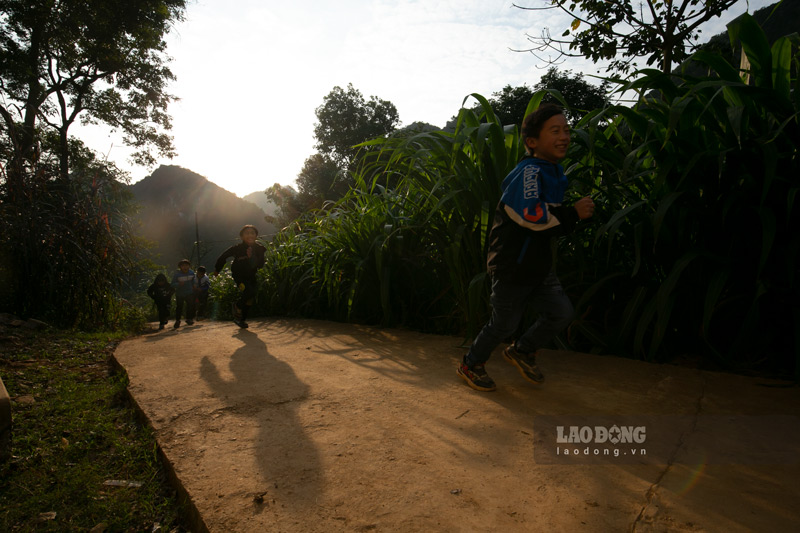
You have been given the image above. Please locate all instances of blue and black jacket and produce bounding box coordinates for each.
[486,155,580,286]
[171,269,197,298]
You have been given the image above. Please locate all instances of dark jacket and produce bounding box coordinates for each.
[214,242,267,281]
[147,274,175,304]
[486,156,581,285]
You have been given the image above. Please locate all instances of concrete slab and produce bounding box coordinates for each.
[113,318,800,532]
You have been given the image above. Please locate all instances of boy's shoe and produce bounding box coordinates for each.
[503,345,545,383]
[457,360,496,392]
[173,320,181,329]
[233,318,248,329]
[186,319,194,326]
[158,323,165,330]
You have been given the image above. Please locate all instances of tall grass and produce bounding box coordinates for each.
[213,14,797,376]
[563,14,799,374]
[249,94,527,337]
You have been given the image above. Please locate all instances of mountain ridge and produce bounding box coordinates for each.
[130,165,277,268]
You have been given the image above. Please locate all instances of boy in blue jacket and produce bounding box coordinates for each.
[458,104,595,391]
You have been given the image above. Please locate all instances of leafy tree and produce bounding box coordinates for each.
[313,83,400,169]
[446,68,610,130]
[390,121,440,138]
[264,183,304,228]
[0,0,186,181]
[0,0,185,328]
[513,0,739,74]
[286,84,400,215]
[296,153,348,207]
[0,135,145,328]
[533,68,610,123]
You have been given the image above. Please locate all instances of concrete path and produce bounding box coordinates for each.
[113,318,800,532]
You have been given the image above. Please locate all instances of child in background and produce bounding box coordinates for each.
[213,225,267,329]
[195,266,211,319]
[171,259,197,329]
[147,273,175,330]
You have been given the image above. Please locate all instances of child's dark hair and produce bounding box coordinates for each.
[155,273,168,283]
[197,266,206,274]
[521,103,564,141]
[239,224,259,237]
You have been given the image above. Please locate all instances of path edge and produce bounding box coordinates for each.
[109,353,210,533]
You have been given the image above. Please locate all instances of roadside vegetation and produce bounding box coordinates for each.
[237,14,798,378]
[0,3,796,530]
[0,327,188,532]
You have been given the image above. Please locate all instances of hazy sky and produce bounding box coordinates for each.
[73,0,773,198]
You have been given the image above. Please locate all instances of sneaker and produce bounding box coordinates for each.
[158,323,165,330]
[186,319,194,326]
[173,320,181,329]
[233,318,249,329]
[457,360,496,391]
[503,345,545,383]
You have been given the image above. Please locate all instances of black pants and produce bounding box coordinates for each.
[196,292,209,318]
[175,293,196,321]
[235,277,257,320]
[156,301,170,324]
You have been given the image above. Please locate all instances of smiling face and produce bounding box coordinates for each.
[240,227,257,245]
[525,113,570,163]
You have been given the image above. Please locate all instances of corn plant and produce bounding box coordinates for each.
[563,13,799,375]
[252,95,529,336]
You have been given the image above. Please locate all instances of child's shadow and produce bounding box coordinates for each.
[199,330,321,509]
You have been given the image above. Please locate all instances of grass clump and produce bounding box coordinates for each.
[0,327,188,532]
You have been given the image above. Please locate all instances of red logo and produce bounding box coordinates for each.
[523,204,544,222]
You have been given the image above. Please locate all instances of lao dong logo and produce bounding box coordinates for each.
[556,425,646,445]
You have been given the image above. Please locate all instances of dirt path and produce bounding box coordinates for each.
[113,318,800,532]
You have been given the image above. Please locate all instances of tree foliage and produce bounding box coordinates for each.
[447,68,610,129]
[0,0,186,180]
[0,136,146,328]
[313,83,400,169]
[296,153,348,205]
[0,0,185,328]
[283,84,400,217]
[220,14,799,378]
[513,0,739,74]
[533,67,610,122]
[264,183,304,229]
[560,14,800,374]
[390,121,440,138]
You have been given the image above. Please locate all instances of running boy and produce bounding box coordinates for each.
[171,259,197,329]
[457,103,595,391]
[213,225,267,328]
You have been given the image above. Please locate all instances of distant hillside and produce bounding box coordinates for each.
[242,190,279,218]
[131,165,277,268]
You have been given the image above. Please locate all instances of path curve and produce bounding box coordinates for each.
[114,318,800,532]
